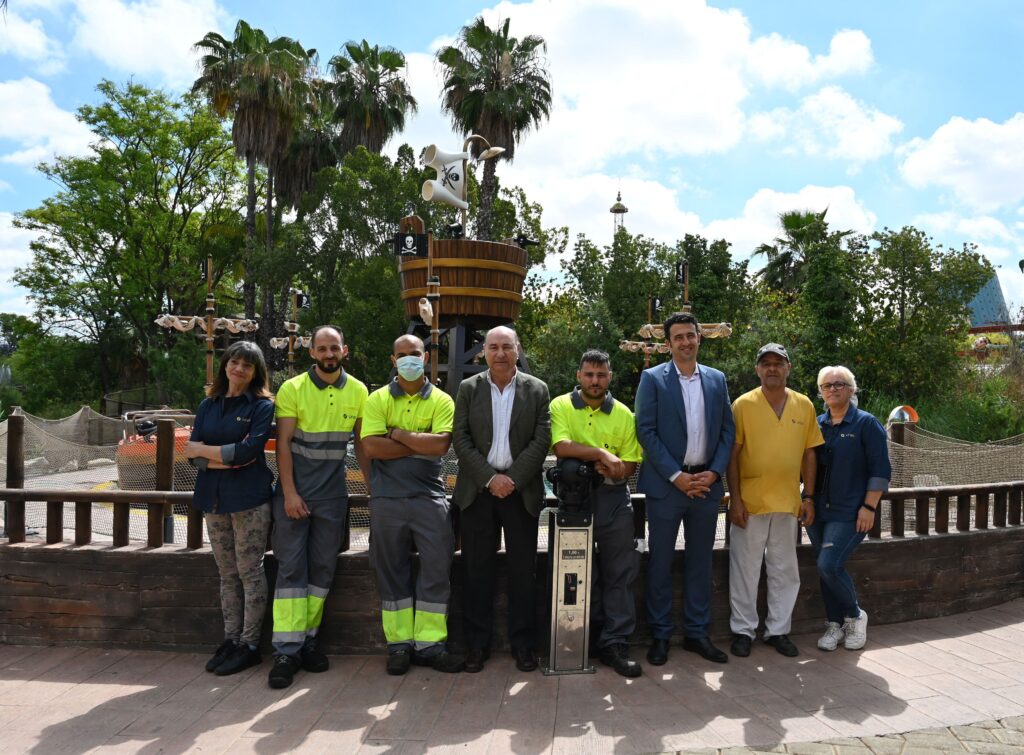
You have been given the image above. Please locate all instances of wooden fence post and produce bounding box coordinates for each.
[151,418,175,547]
[5,413,25,543]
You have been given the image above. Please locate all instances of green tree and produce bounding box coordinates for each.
[13,80,244,393]
[753,208,831,292]
[437,16,552,240]
[329,40,417,155]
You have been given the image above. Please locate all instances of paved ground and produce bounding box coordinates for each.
[5,601,1024,754]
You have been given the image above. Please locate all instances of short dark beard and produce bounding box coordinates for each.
[316,360,341,374]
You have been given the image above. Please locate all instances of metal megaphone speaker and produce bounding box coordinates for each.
[421,144,471,210]
[421,179,469,210]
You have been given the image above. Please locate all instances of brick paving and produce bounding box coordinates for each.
[4,600,1024,753]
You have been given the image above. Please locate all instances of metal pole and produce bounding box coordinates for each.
[287,292,297,378]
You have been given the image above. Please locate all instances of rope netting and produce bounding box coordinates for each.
[3,407,1021,547]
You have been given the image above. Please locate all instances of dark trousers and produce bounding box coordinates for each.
[645,488,721,639]
[805,518,866,623]
[460,489,539,651]
[590,484,640,647]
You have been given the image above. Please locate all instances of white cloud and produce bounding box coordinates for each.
[899,113,1024,213]
[69,0,229,90]
[747,29,873,91]
[0,180,12,193]
[0,212,37,315]
[703,185,877,258]
[0,78,94,166]
[913,212,1014,244]
[751,86,903,164]
[0,9,66,74]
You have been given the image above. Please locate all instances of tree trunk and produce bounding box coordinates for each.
[243,155,257,320]
[476,158,499,241]
[265,165,275,252]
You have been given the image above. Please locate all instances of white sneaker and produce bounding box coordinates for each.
[843,609,868,650]
[817,621,845,651]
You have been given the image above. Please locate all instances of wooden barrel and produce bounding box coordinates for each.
[400,239,528,327]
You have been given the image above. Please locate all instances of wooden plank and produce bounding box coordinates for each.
[46,500,64,544]
[994,489,1008,527]
[977,492,990,530]
[956,494,971,532]
[892,496,905,537]
[935,494,949,533]
[186,505,203,550]
[5,413,25,543]
[915,495,930,536]
[113,501,130,546]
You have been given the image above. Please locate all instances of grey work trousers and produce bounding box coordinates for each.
[589,484,640,648]
[270,495,347,658]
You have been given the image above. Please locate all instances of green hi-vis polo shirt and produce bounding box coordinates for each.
[361,378,454,498]
[275,367,368,502]
[550,388,644,486]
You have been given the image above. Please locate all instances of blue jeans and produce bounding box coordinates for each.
[805,519,865,623]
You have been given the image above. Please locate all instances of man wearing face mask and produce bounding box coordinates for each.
[360,335,463,675]
[268,325,370,689]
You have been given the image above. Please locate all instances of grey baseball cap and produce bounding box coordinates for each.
[756,343,790,363]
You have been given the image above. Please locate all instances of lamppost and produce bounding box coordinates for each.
[154,255,258,387]
[269,290,311,378]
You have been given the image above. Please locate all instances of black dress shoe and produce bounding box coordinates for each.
[682,636,728,663]
[427,650,466,673]
[765,634,799,657]
[599,644,642,678]
[512,647,538,672]
[464,647,489,673]
[646,638,669,666]
[730,634,752,658]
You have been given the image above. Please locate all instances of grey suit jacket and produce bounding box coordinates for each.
[452,370,551,517]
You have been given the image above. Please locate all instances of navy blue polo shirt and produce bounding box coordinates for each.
[189,391,275,513]
[813,404,892,522]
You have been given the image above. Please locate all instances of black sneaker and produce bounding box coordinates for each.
[268,654,301,689]
[765,634,799,657]
[300,644,329,673]
[599,644,642,678]
[205,639,236,672]
[386,649,412,676]
[215,644,261,676]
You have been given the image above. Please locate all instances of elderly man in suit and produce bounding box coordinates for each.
[635,311,735,665]
[452,325,551,673]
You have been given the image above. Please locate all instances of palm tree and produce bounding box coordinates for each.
[753,208,830,292]
[436,17,551,240]
[192,20,315,316]
[329,40,417,155]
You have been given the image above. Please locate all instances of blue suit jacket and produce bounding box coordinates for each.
[635,361,735,500]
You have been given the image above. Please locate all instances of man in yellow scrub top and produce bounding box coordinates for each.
[361,334,463,676]
[268,325,370,689]
[550,349,645,677]
[726,343,823,659]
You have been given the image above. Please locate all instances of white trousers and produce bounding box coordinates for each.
[729,512,800,639]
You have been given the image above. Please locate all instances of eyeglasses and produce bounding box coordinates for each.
[819,382,850,391]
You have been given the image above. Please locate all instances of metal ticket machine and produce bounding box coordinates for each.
[543,458,601,675]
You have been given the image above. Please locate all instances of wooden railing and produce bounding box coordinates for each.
[3,413,1023,549]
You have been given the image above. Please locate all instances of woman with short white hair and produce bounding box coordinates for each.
[808,365,891,651]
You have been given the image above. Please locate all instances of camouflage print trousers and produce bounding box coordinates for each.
[205,503,271,647]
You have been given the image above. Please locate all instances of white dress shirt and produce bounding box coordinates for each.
[486,370,516,471]
[679,365,707,466]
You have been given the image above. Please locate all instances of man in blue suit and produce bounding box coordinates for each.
[635,311,735,664]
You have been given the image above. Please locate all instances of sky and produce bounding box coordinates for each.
[2,0,1024,320]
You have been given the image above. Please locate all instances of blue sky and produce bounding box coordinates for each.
[2,0,1023,318]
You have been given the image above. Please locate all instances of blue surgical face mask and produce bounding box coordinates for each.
[396,355,425,381]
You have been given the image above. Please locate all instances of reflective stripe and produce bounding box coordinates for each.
[308,584,330,599]
[417,601,448,615]
[293,428,352,442]
[272,630,306,643]
[292,445,348,460]
[273,597,308,633]
[382,598,414,612]
[274,587,307,600]
[413,608,448,644]
[415,640,443,650]
[382,606,414,644]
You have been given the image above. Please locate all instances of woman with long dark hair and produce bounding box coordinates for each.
[185,341,275,675]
